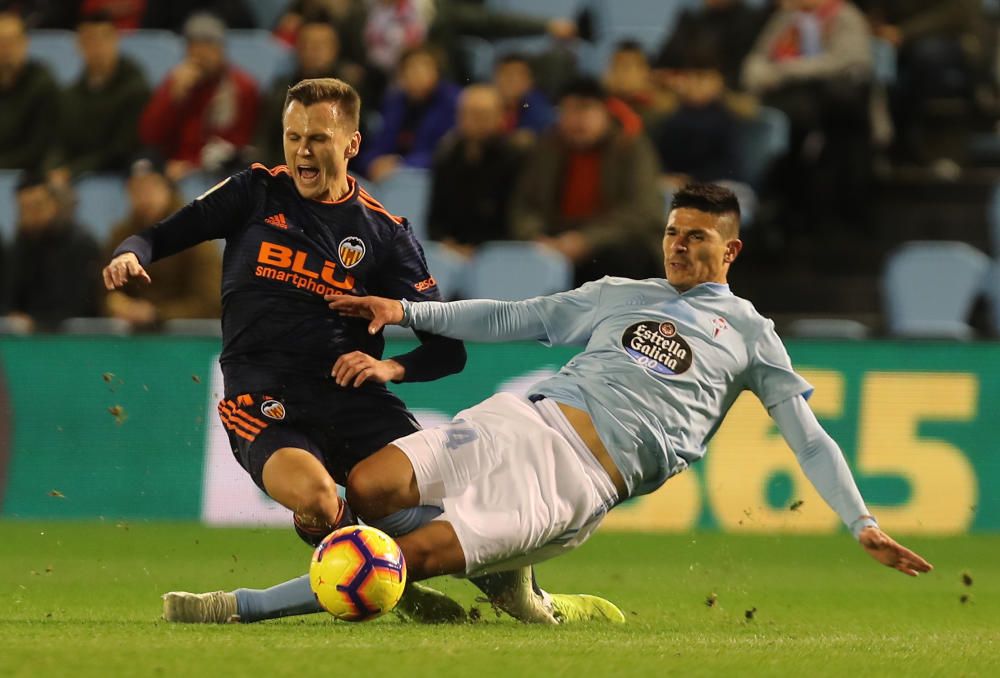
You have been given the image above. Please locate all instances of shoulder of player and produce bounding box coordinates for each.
[353,185,409,230]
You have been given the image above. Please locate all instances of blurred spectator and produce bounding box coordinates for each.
[655,69,746,188]
[255,14,366,166]
[143,0,254,31]
[78,0,145,30]
[604,41,673,131]
[3,173,100,331]
[861,0,984,162]
[103,159,221,329]
[428,84,523,256]
[359,45,459,182]
[741,0,873,231]
[430,0,578,83]
[0,12,58,170]
[45,11,150,183]
[363,0,428,80]
[0,0,78,28]
[273,0,368,67]
[139,13,259,181]
[657,0,770,90]
[509,78,663,285]
[494,53,554,147]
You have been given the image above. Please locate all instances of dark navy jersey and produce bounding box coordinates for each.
[113,163,465,395]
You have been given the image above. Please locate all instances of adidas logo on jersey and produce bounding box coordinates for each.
[265,213,289,229]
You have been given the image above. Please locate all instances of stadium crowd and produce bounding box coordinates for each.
[0,0,996,336]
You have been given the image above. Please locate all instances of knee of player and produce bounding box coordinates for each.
[345,463,386,519]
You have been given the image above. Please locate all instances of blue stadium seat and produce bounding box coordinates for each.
[882,241,989,339]
[178,171,226,203]
[421,241,469,301]
[28,30,80,86]
[738,106,790,190]
[226,30,292,88]
[364,168,432,242]
[465,241,573,301]
[0,169,20,243]
[74,174,129,243]
[485,0,582,20]
[245,0,286,29]
[590,0,691,53]
[119,30,183,86]
[871,37,897,85]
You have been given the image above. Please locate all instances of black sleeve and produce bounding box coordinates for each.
[371,224,467,382]
[111,170,255,266]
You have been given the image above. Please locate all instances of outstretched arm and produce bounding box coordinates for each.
[770,395,933,577]
[325,295,549,342]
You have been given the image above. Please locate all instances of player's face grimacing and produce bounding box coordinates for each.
[663,208,742,292]
[282,100,361,202]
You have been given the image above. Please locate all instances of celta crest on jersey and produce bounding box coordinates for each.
[261,399,286,420]
[338,236,366,268]
[621,320,693,376]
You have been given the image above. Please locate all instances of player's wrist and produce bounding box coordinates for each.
[398,299,411,327]
[850,514,879,540]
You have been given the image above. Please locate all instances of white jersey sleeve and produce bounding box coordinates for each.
[745,320,814,407]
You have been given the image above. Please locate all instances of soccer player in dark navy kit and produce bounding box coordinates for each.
[105,79,460,543]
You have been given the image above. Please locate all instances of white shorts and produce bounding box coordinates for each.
[391,393,618,577]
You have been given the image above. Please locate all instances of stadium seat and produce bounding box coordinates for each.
[365,168,431,242]
[485,0,582,19]
[0,169,20,243]
[589,0,690,53]
[871,37,897,85]
[226,30,292,88]
[787,318,871,340]
[27,30,80,86]
[75,175,129,243]
[178,171,225,203]
[465,241,572,301]
[60,317,132,335]
[163,318,223,338]
[421,240,469,301]
[462,35,596,82]
[882,241,989,339]
[245,0,286,29]
[119,30,183,86]
[738,106,790,191]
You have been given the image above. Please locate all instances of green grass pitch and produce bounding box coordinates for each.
[1,521,996,677]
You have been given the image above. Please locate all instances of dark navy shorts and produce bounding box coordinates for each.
[217,387,421,492]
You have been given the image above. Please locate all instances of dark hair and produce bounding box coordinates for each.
[669,183,741,230]
[613,39,646,56]
[77,10,114,27]
[284,77,360,131]
[15,170,48,194]
[558,76,607,103]
[397,44,441,72]
[495,52,532,69]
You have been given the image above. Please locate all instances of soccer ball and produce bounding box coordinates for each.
[309,525,407,621]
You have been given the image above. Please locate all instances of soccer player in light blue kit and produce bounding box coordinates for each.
[328,183,932,603]
[197,183,930,626]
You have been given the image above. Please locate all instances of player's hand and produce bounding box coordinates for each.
[332,351,404,387]
[858,526,933,577]
[102,252,152,290]
[325,294,404,335]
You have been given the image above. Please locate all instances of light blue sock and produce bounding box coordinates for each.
[366,505,443,537]
[234,575,322,623]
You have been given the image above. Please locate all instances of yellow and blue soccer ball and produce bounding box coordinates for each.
[309,525,407,621]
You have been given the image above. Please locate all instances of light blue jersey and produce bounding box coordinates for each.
[402,277,813,500]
